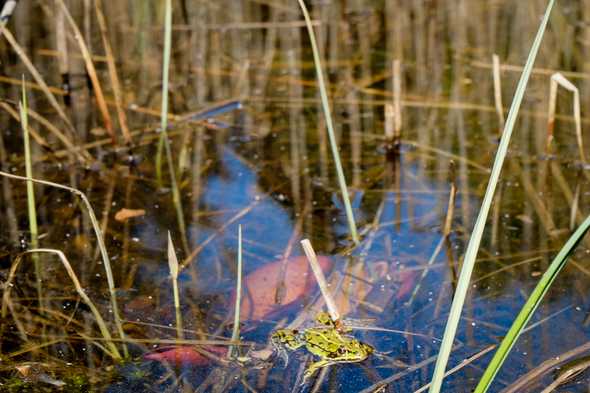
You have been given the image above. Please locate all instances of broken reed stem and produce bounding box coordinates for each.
[300,239,340,322]
[442,161,457,236]
[56,0,115,142]
[571,176,581,231]
[20,79,41,308]
[392,59,402,142]
[384,103,394,141]
[0,170,128,357]
[229,225,243,359]
[94,0,132,144]
[296,0,359,244]
[492,54,505,132]
[1,249,121,359]
[167,231,183,340]
[546,72,585,163]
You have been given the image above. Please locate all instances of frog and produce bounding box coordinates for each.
[271,312,374,381]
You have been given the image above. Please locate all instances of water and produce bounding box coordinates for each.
[1,0,590,391]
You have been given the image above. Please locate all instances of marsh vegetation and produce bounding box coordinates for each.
[1,0,590,392]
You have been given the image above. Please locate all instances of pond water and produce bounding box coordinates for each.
[1,1,590,392]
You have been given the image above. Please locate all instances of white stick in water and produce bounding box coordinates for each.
[300,239,340,322]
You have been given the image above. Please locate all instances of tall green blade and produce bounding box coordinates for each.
[428,1,556,391]
[475,215,590,391]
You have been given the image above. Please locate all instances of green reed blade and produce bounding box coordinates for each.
[156,0,189,254]
[475,215,590,392]
[229,224,243,359]
[296,0,359,244]
[428,1,555,392]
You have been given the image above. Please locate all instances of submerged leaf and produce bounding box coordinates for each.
[114,208,146,222]
[233,255,333,321]
[144,345,227,367]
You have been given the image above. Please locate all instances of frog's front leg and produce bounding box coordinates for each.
[271,329,305,368]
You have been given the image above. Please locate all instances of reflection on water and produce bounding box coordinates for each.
[0,0,590,391]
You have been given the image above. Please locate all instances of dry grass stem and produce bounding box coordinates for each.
[0,27,76,136]
[0,170,127,356]
[56,0,115,141]
[1,249,121,359]
[492,54,505,131]
[94,0,132,144]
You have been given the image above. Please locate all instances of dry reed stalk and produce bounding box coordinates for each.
[55,4,70,102]
[392,59,402,142]
[384,103,394,140]
[0,170,127,356]
[570,178,581,231]
[94,0,132,144]
[56,0,115,142]
[442,161,457,236]
[492,54,505,131]
[300,239,340,322]
[0,101,91,163]
[546,72,585,163]
[1,249,121,359]
[0,27,76,136]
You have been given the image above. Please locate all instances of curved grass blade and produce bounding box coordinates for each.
[428,1,556,391]
[474,214,590,392]
[296,0,359,244]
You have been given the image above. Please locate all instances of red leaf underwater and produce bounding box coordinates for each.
[144,345,227,367]
[232,255,333,321]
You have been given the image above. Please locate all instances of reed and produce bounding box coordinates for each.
[392,59,402,144]
[167,231,183,340]
[1,249,121,359]
[546,72,585,163]
[94,0,132,144]
[429,1,556,391]
[19,79,41,307]
[228,225,243,359]
[492,54,505,132]
[156,0,189,255]
[0,170,128,357]
[56,0,115,141]
[474,214,590,392]
[0,27,77,137]
[296,0,359,244]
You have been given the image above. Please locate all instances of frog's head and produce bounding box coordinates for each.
[348,339,374,357]
[359,341,374,356]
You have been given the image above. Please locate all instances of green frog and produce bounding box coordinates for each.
[271,312,374,381]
